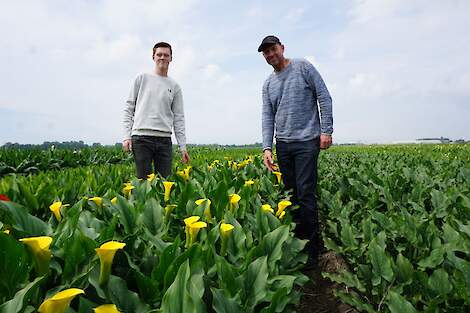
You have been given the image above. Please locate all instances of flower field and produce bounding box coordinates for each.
[1,144,469,313]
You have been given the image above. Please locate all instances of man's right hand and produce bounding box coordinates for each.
[123,139,132,152]
[263,149,276,172]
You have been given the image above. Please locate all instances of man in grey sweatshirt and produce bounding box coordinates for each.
[259,36,333,268]
[123,42,190,178]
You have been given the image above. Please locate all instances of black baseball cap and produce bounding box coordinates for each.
[257,35,281,52]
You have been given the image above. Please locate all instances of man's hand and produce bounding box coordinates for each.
[320,134,332,150]
[181,150,190,164]
[123,139,132,152]
[263,149,276,171]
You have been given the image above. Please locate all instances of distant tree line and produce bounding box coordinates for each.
[0,141,118,150]
[1,141,264,150]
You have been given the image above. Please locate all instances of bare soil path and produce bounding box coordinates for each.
[296,252,358,313]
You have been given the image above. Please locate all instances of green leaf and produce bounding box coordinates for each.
[159,259,206,313]
[340,223,358,250]
[211,288,242,313]
[428,269,452,295]
[215,256,240,297]
[60,231,97,284]
[334,290,376,313]
[257,225,290,270]
[163,244,201,291]
[396,253,413,284]
[239,256,268,310]
[259,287,290,313]
[17,183,39,213]
[386,290,417,313]
[141,198,164,235]
[0,233,31,301]
[368,234,394,285]
[0,201,51,237]
[152,239,181,284]
[0,276,45,313]
[417,247,444,270]
[107,275,149,313]
[115,195,136,234]
[78,297,98,313]
[323,271,366,293]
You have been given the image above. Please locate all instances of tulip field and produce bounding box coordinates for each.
[1,144,470,313]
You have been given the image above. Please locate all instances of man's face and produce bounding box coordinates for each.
[153,47,172,69]
[262,44,285,67]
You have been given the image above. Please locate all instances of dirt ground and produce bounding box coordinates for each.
[296,251,359,313]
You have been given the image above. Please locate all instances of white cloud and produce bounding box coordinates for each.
[284,8,305,22]
[84,35,143,64]
[1,1,469,145]
[348,0,406,23]
[202,64,232,84]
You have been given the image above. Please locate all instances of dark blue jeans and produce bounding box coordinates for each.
[131,135,173,178]
[276,138,321,257]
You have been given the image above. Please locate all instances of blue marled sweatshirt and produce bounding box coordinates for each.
[262,58,333,150]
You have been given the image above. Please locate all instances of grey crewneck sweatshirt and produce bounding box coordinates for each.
[123,72,187,150]
[262,58,333,150]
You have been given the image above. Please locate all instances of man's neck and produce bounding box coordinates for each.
[273,58,290,72]
[154,67,168,77]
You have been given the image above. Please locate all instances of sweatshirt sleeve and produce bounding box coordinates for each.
[123,74,142,140]
[262,79,275,150]
[302,61,333,135]
[171,84,187,151]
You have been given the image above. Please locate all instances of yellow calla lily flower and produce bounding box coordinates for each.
[89,197,103,206]
[244,180,255,187]
[177,166,192,181]
[184,216,207,247]
[49,201,69,222]
[163,181,175,202]
[220,223,234,237]
[94,304,120,313]
[219,223,234,256]
[276,200,292,217]
[261,204,274,214]
[184,215,201,226]
[147,173,156,182]
[278,211,286,219]
[164,204,177,216]
[122,183,134,197]
[228,194,241,212]
[38,288,85,313]
[273,171,282,184]
[3,229,10,235]
[111,197,117,205]
[95,241,126,286]
[20,236,52,275]
[195,198,212,220]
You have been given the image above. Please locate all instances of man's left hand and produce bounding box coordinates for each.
[181,150,190,164]
[320,134,332,149]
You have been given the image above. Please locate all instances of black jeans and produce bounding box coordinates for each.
[131,135,173,179]
[276,138,321,257]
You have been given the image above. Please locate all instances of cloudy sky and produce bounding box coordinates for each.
[1,0,469,145]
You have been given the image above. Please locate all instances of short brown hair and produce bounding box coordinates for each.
[152,42,172,58]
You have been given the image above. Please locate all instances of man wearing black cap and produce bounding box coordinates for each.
[258,35,333,268]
